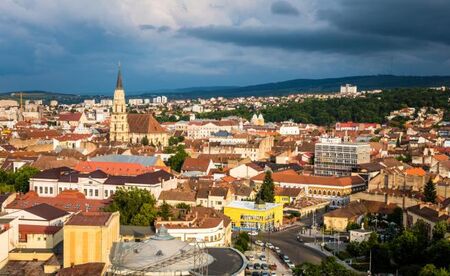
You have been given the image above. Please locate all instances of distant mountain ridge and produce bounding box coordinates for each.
[138,75,450,99]
[2,75,450,102]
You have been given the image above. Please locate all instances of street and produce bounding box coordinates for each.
[258,225,326,266]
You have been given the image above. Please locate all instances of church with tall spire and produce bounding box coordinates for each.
[109,65,169,146]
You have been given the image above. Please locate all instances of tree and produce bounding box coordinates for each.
[387,207,403,226]
[294,257,356,276]
[175,202,191,212]
[12,166,40,193]
[432,221,448,242]
[390,230,422,266]
[257,171,275,203]
[158,201,172,220]
[424,180,437,203]
[419,264,450,276]
[346,222,360,231]
[166,145,189,172]
[104,188,157,226]
[425,239,450,269]
[141,135,149,146]
[233,232,250,253]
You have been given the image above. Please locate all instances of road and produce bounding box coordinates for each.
[257,225,326,266]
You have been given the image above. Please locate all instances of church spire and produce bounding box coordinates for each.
[116,62,123,90]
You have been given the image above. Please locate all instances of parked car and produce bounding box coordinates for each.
[266,242,274,249]
[255,240,264,246]
[259,255,266,262]
[274,247,281,254]
[251,272,261,276]
[254,263,261,270]
[283,255,290,262]
[270,272,277,276]
[261,272,270,276]
[247,263,254,270]
[261,263,269,270]
[286,261,295,269]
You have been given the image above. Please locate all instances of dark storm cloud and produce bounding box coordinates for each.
[317,0,450,46]
[271,1,299,16]
[181,25,426,54]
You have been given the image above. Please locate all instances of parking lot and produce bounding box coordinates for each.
[244,240,293,276]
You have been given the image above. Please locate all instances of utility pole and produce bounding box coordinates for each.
[368,249,372,276]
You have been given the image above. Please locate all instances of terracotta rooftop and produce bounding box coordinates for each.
[181,158,211,172]
[19,224,62,235]
[405,167,427,176]
[65,212,113,226]
[75,161,156,176]
[127,113,166,134]
[7,190,110,212]
[58,112,83,122]
[158,189,197,202]
[251,170,365,187]
[24,203,69,221]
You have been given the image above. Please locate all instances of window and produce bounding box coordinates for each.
[89,189,93,196]
[44,187,48,194]
[59,187,62,193]
[84,189,87,195]
[39,187,43,194]
[50,187,53,194]
[105,190,109,197]
[95,190,99,197]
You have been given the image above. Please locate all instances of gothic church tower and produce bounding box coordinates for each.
[110,65,129,142]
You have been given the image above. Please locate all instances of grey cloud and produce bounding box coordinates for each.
[317,0,450,46]
[139,24,171,33]
[181,25,427,54]
[271,1,299,16]
[139,24,156,30]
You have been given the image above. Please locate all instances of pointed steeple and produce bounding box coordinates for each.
[116,62,123,90]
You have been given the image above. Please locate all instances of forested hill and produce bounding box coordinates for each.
[197,88,450,125]
[140,75,450,99]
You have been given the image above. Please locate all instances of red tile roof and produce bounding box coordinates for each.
[55,133,92,142]
[58,112,83,122]
[65,212,113,226]
[19,224,62,235]
[75,161,157,176]
[251,170,365,187]
[181,158,211,172]
[127,113,166,133]
[7,190,110,212]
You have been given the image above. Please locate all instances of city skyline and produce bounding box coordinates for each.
[1,0,450,93]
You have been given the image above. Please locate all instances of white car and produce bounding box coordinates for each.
[255,240,264,246]
[286,261,295,269]
[266,242,274,249]
[249,230,259,236]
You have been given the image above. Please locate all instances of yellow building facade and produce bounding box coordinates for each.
[224,201,283,231]
[63,211,120,268]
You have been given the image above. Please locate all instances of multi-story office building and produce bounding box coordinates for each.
[314,138,370,177]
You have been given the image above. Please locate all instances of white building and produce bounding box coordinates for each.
[100,99,113,106]
[192,104,204,113]
[128,98,144,106]
[279,123,300,135]
[340,84,358,94]
[155,207,231,247]
[29,168,177,200]
[314,138,371,177]
[83,99,96,107]
[349,228,372,242]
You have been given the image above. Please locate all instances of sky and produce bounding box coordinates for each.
[1,0,450,94]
